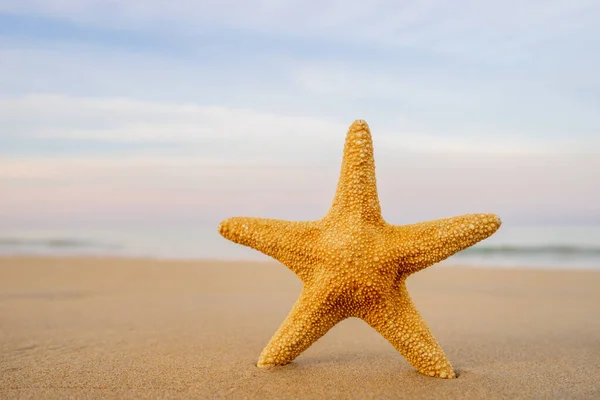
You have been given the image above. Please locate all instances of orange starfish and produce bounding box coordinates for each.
[218,120,501,378]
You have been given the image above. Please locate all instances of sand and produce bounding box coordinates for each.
[1,257,599,399]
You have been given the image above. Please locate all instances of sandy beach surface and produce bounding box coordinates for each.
[1,256,599,399]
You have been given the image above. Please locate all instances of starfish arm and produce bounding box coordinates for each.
[257,288,345,367]
[328,120,383,224]
[218,217,322,280]
[361,284,455,378]
[390,213,502,274]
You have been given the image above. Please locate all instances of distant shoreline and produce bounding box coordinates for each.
[2,224,600,269]
[0,254,599,272]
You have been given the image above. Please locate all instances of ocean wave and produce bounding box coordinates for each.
[0,237,119,249]
[460,244,600,256]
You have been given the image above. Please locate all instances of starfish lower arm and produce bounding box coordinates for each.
[361,284,455,378]
[257,288,345,367]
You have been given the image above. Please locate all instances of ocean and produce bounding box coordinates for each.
[1,224,599,270]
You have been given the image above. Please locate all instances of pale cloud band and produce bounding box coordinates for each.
[1,94,591,158]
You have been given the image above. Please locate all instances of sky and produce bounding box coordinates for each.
[1,0,599,229]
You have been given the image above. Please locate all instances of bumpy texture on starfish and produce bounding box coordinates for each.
[218,120,501,379]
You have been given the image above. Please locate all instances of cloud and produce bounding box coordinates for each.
[1,36,598,151]
[0,94,341,141]
[3,93,590,167]
[1,0,598,55]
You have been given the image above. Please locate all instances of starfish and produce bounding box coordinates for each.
[218,120,501,379]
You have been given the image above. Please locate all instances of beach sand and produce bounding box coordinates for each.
[1,256,599,399]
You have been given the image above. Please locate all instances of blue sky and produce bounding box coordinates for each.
[1,1,599,228]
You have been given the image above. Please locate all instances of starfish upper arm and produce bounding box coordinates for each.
[218,217,323,280]
[389,213,501,274]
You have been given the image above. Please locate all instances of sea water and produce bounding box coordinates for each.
[1,224,599,270]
